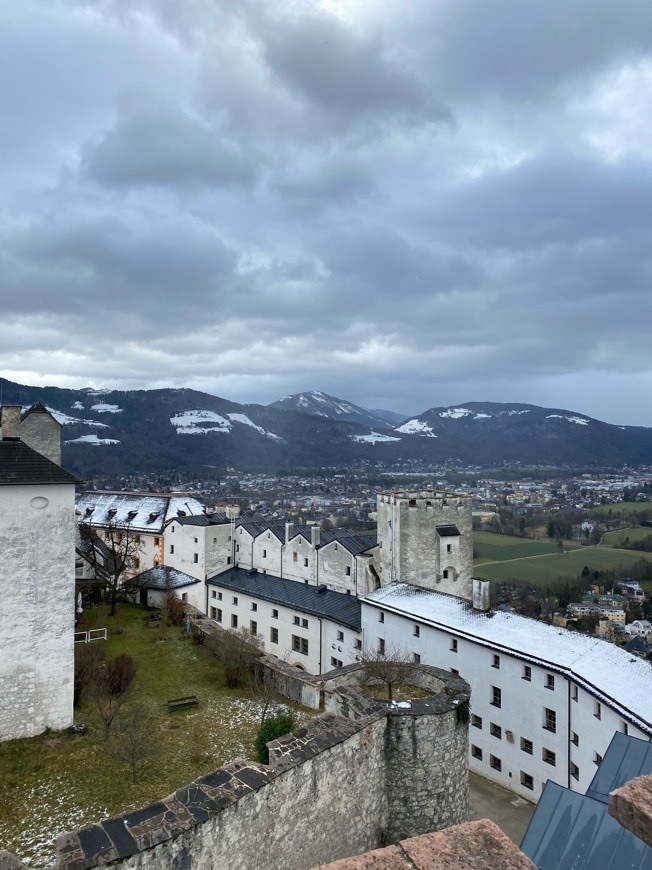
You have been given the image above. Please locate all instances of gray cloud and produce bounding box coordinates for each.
[2,0,652,427]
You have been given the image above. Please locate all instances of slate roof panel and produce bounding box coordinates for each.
[0,440,79,486]
[207,567,361,631]
[131,566,200,590]
[587,732,652,803]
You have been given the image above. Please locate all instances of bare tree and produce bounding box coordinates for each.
[109,703,157,783]
[203,626,263,688]
[79,521,143,616]
[360,642,418,701]
[85,658,135,739]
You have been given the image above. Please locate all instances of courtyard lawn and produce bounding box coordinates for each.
[474,545,652,587]
[0,604,304,869]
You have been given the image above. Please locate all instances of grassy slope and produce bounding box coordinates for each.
[473,531,652,585]
[0,605,300,868]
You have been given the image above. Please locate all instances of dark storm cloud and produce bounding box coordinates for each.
[2,0,652,425]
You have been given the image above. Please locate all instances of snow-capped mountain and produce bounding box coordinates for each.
[269,391,393,429]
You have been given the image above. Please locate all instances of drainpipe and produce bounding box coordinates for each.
[567,676,572,790]
[319,617,323,675]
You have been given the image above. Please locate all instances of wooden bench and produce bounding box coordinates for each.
[167,695,198,712]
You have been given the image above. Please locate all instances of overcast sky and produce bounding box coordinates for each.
[2,1,652,425]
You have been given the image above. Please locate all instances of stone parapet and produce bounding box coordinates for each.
[608,771,652,847]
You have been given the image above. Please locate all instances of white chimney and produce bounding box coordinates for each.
[311,525,321,547]
[285,522,294,543]
[0,405,21,440]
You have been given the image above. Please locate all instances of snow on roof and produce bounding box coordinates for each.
[76,492,204,532]
[364,584,652,732]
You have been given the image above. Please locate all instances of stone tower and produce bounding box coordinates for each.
[376,489,473,599]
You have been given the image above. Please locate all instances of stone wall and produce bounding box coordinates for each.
[57,667,470,870]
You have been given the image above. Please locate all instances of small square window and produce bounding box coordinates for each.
[345,567,351,576]
[570,762,580,781]
[217,592,222,601]
[302,618,308,629]
[471,714,483,729]
[490,722,502,739]
[521,738,533,755]
[337,631,344,642]
[251,602,258,612]
[543,748,556,766]
[272,609,278,619]
[293,616,300,625]
[193,537,198,543]
[353,638,362,650]
[490,755,502,772]
[292,635,309,656]
[546,674,555,691]
[523,666,531,681]
[211,590,217,599]
[593,751,603,766]
[331,657,343,668]
[413,653,421,664]
[451,638,458,652]
[491,686,502,708]
[571,732,579,746]
[451,667,459,675]
[233,596,238,606]
[520,772,534,790]
[471,745,483,760]
[492,654,500,669]
[413,625,420,637]
[270,627,278,644]
[378,612,385,623]
[594,702,602,720]
[446,543,452,553]
[304,557,309,567]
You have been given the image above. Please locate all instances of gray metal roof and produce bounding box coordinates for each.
[436,524,460,536]
[130,565,200,590]
[521,733,652,869]
[206,567,361,631]
[175,513,230,527]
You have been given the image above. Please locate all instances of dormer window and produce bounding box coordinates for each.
[107,508,117,518]
[126,510,138,521]
[84,507,94,516]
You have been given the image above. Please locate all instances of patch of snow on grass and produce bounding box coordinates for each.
[70,401,84,410]
[90,403,122,413]
[352,431,401,443]
[546,415,589,425]
[46,407,109,428]
[170,410,232,435]
[439,408,471,419]
[506,409,530,415]
[227,413,283,440]
[65,434,120,445]
[395,419,437,437]
[474,413,491,419]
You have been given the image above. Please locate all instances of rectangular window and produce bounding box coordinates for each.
[451,667,459,675]
[446,543,452,553]
[231,614,238,629]
[154,537,160,545]
[492,654,500,669]
[521,738,533,755]
[471,714,483,729]
[471,745,483,760]
[210,607,217,619]
[451,638,458,652]
[542,748,556,766]
[170,544,175,554]
[413,653,421,664]
[546,674,555,690]
[293,616,300,625]
[345,567,351,576]
[491,686,502,708]
[272,609,279,619]
[337,631,344,642]
[378,612,385,623]
[193,553,199,563]
[353,639,362,650]
[490,723,502,739]
[572,685,578,702]
[302,618,308,628]
[232,596,238,606]
[378,638,385,655]
[520,772,534,791]
[544,708,557,733]
[236,544,240,552]
[304,557,309,567]
[263,549,267,558]
[593,751,603,766]
[211,590,217,599]
[181,593,187,603]
[293,552,298,562]
[594,702,602,720]
[292,635,309,656]
[250,620,257,635]
[523,666,531,681]
[251,602,257,611]
[194,537,198,544]
[413,625,420,637]
[330,657,343,668]
[217,592,222,601]
[216,609,222,623]
[490,755,502,772]
[570,762,580,781]
[571,732,579,746]
[621,721,629,735]
[270,627,278,644]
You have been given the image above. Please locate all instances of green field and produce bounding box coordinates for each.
[0,605,302,868]
[473,530,652,585]
[601,526,652,547]
[589,502,652,519]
